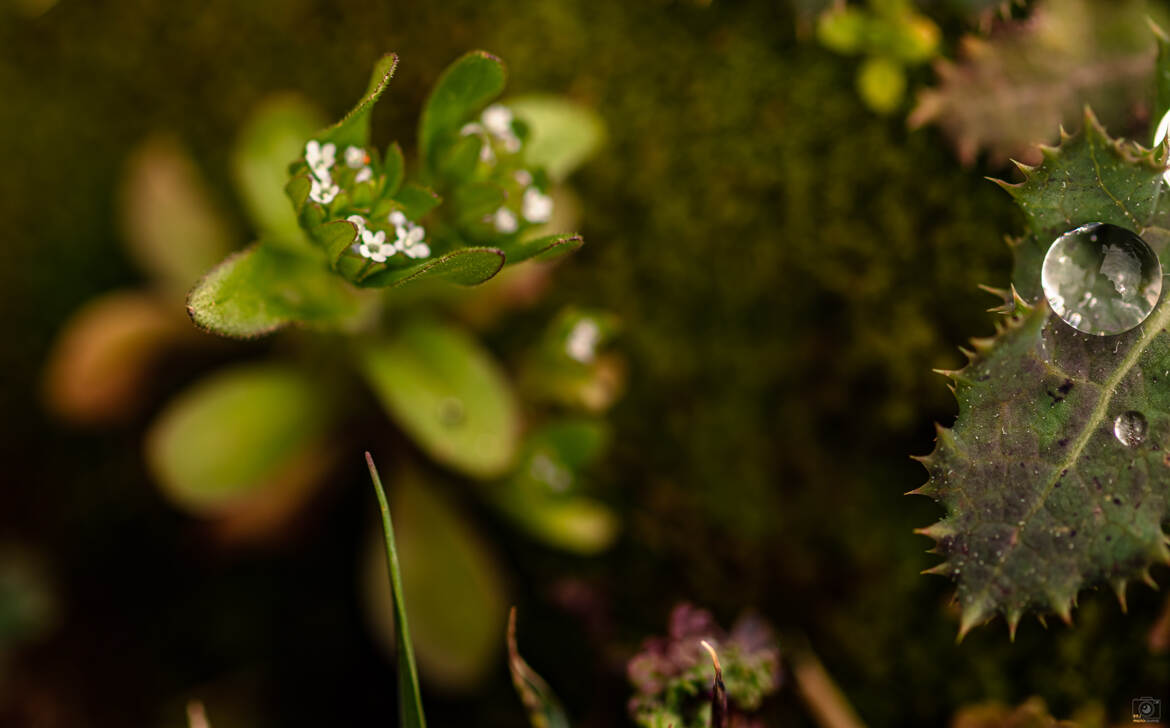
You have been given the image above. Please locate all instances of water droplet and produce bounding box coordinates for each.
[1041,223,1162,335]
[438,397,465,427]
[1113,410,1148,447]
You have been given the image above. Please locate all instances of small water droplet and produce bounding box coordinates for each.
[1041,223,1162,335]
[438,397,465,427]
[1113,410,1147,447]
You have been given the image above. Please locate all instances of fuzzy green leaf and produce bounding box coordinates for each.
[507,608,570,728]
[315,53,398,149]
[501,233,584,265]
[419,51,507,170]
[366,454,427,728]
[358,320,520,479]
[146,364,333,515]
[393,183,442,220]
[357,247,505,289]
[915,110,1170,636]
[384,141,406,197]
[508,95,605,183]
[187,242,372,338]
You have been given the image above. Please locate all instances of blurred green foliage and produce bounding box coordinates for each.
[3,1,1169,727]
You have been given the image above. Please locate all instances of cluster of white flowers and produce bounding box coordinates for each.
[305,140,340,204]
[348,210,431,264]
[344,145,374,184]
[489,169,554,234]
[305,141,378,204]
[565,318,601,364]
[460,103,522,164]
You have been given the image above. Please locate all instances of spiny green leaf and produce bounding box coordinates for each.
[315,53,398,149]
[186,242,373,338]
[419,51,507,170]
[507,608,570,728]
[358,247,505,289]
[915,110,1170,636]
[146,364,334,515]
[358,320,520,478]
[366,454,427,728]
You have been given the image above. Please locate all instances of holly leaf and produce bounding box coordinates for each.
[914,110,1170,637]
[909,0,1156,165]
[186,242,374,339]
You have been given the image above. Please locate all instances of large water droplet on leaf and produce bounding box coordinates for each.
[1041,223,1162,336]
[1113,410,1147,447]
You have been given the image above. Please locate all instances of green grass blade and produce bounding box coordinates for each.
[366,452,427,728]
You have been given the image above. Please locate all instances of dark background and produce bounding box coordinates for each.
[2,1,1167,726]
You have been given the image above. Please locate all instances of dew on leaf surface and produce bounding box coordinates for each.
[1041,223,1161,335]
[1113,410,1147,448]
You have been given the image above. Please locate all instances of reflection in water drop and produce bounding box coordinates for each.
[1113,410,1147,447]
[1041,223,1162,336]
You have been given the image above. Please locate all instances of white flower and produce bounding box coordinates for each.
[460,122,484,136]
[565,318,600,363]
[492,207,518,234]
[395,223,430,259]
[514,169,533,186]
[482,104,513,137]
[522,187,553,223]
[358,229,395,263]
[388,210,407,228]
[305,140,336,178]
[354,166,373,184]
[309,174,339,204]
[346,215,367,252]
[344,145,368,168]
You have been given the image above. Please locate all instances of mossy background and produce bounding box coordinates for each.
[2,0,1167,726]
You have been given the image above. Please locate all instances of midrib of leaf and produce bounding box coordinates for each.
[971,258,1170,612]
[1087,136,1142,229]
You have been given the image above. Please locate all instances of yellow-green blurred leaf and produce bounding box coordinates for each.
[364,471,507,689]
[121,135,238,294]
[857,56,906,114]
[145,364,334,518]
[508,95,605,183]
[358,320,520,479]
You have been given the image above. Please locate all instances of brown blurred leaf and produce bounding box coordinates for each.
[910,0,1157,165]
[951,697,1078,728]
[44,290,192,424]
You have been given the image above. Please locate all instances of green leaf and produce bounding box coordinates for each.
[364,470,508,687]
[492,419,618,554]
[393,183,442,220]
[420,51,507,170]
[914,110,1170,637]
[358,320,520,478]
[232,94,325,245]
[187,242,373,339]
[315,53,399,149]
[507,608,570,728]
[451,181,505,224]
[121,135,238,294]
[145,364,333,515]
[384,141,406,196]
[436,133,484,184]
[366,454,427,728]
[501,233,584,265]
[316,218,360,266]
[358,247,505,289]
[508,96,606,182]
[1151,19,1170,141]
